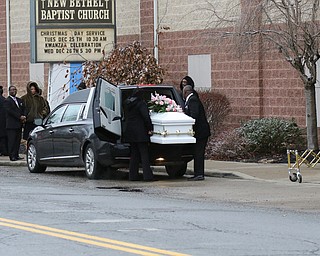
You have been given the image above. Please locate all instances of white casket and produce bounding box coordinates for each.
[150,112,196,144]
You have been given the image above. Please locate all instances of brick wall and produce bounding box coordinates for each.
[155,25,306,127]
[0,0,7,93]
[8,0,31,96]
[0,0,31,96]
[262,49,305,125]
[140,0,154,51]
[10,43,30,96]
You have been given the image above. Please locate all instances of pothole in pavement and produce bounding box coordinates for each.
[208,173,243,179]
[96,186,143,192]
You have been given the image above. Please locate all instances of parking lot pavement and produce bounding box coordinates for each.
[2,155,320,184]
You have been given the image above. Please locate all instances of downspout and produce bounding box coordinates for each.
[6,0,11,89]
[153,0,158,63]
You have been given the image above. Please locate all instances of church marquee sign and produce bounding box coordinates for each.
[31,0,116,63]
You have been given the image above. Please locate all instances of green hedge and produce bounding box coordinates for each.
[238,117,304,154]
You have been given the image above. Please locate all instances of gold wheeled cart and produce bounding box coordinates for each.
[287,149,320,183]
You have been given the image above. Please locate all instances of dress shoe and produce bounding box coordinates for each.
[16,156,24,160]
[10,158,18,161]
[187,175,205,181]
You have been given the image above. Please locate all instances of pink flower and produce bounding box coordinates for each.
[148,92,183,113]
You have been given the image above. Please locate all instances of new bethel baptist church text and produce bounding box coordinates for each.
[39,0,111,22]
[34,0,115,62]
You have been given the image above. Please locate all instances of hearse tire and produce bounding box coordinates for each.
[27,142,47,173]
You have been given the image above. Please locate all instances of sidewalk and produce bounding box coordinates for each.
[201,160,320,183]
[2,154,320,183]
[0,155,27,167]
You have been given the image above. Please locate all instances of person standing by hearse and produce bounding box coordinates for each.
[183,85,211,181]
[0,86,8,156]
[123,88,155,182]
[4,85,26,161]
[21,81,50,140]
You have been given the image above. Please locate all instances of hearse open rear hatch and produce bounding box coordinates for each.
[93,78,122,140]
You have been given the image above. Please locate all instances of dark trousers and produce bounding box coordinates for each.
[0,136,8,155]
[129,142,153,181]
[7,129,22,160]
[193,137,209,177]
[23,122,36,140]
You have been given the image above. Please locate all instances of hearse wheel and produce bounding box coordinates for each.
[84,144,103,179]
[27,142,47,173]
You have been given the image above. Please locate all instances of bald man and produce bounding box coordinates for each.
[183,85,211,181]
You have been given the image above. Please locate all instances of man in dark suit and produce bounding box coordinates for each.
[4,85,26,161]
[123,88,154,181]
[0,86,8,156]
[183,85,211,181]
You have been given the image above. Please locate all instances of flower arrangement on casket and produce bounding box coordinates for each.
[148,92,183,113]
[148,92,195,144]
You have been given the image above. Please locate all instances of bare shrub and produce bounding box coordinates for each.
[206,128,252,161]
[82,41,164,86]
[198,90,231,135]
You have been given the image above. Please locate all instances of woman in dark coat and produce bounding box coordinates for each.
[123,89,154,181]
[179,76,198,105]
[21,81,50,140]
[180,75,195,92]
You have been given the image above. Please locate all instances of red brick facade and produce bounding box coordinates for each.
[0,0,306,128]
[0,0,7,89]
[10,43,30,89]
[157,28,305,126]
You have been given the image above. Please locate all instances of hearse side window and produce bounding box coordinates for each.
[154,89,174,100]
[121,88,175,103]
[79,103,87,119]
[103,91,115,111]
[46,105,67,125]
[141,89,175,102]
[61,104,82,122]
[120,88,178,115]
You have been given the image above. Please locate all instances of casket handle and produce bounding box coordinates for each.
[152,129,195,137]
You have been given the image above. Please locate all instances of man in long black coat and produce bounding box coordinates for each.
[123,89,154,181]
[4,85,26,161]
[183,85,211,181]
[0,86,8,156]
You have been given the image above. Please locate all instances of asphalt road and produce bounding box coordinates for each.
[1,165,320,255]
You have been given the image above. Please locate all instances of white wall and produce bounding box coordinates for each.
[188,54,212,90]
[158,0,240,32]
[10,0,30,43]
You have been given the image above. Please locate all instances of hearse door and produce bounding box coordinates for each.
[93,78,122,140]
